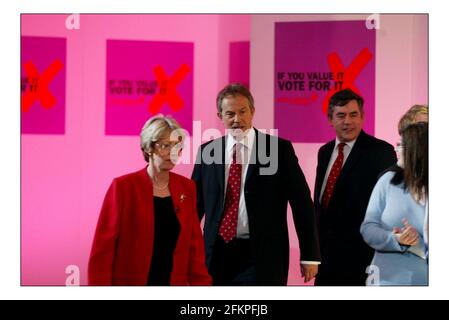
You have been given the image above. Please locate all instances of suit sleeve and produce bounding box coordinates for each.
[378,143,398,173]
[283,141,321,262]
[191,146,205,221]
[88,180,120,285]
[187,181,212,285]
[313,147,325,205]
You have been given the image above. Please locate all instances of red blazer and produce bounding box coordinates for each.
[88,167,212,285]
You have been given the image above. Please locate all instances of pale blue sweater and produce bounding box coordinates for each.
[361,171,428,286]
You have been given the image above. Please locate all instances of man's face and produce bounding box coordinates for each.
[329,99,364,143]
[218,94,255,136]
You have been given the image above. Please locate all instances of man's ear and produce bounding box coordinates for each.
[217,112,223,120]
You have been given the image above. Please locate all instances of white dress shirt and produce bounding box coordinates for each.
[224,127,255,239]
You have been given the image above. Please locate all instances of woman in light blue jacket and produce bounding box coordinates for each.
[361,122,428,286]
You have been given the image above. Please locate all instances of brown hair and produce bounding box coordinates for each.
[393,122,428,202]
[216,83,254,113]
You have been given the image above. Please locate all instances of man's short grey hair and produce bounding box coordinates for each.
[140,115,184,162]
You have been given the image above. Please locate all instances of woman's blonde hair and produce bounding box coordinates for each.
[140,115,185,162]
[398,104,428,133]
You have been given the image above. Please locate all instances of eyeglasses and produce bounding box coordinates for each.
[154,142,182,154]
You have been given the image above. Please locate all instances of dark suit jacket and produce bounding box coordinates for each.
[88,168,212,286]
[192,129,320,285]
[313,130,397,285]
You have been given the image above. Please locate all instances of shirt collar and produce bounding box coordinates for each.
[335,136,357,151]
[226,127,255,152]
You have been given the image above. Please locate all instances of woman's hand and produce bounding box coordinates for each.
[393,218,420,246]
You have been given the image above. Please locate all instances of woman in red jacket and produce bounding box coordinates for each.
[88,116,211,285]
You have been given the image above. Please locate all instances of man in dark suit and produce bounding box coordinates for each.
[314,89,397,286]
[192,83,321,285]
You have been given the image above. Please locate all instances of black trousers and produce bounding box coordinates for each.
[315,260,369,286]
[209,237,257,286]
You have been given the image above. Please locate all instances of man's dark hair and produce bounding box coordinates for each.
[328,88,364,119]
[216,83,254,113]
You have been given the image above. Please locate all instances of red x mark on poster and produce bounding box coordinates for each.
[322,48,373,115]
[21,59,64,113]
[148,64,190,114]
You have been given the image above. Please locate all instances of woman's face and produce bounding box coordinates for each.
[150,131,183,172]
[396,139,404,168]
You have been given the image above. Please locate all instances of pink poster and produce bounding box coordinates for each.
[21,36,66,134]
[229,41,250,88]
[275,21,376,143]
[106,40,194,135]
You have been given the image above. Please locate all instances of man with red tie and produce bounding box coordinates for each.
[192,83,321,285]
[314,89,397,286]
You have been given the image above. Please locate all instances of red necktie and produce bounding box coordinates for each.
[321,142,346,208]
[219,144,242,243]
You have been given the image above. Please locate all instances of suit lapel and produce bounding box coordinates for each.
[245,128,260,186]
[137,167,154,212]
[137,167,155,255]
[316,142,335,198]
[214,136,226,195]
[168,172,185,221]
[338,130,367,183]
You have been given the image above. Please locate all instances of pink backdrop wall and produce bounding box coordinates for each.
[21,14,427,286]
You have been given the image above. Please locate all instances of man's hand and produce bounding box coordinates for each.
[300,264,318,283]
